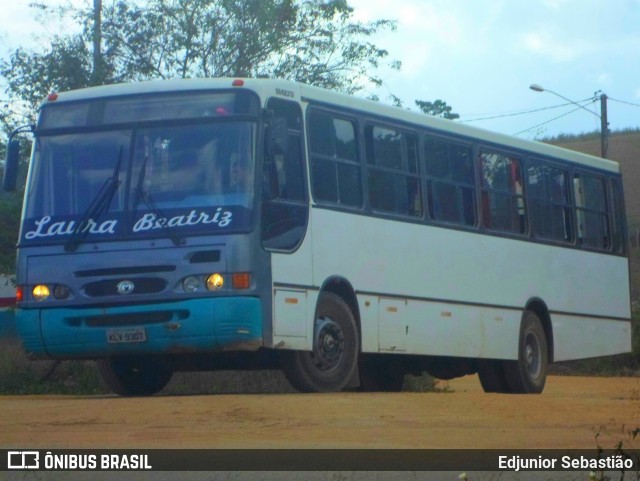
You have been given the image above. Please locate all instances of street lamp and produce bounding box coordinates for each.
[529,83,609,158]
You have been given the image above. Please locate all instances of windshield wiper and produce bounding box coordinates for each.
[65,147,123,252]
[133,155,184,246]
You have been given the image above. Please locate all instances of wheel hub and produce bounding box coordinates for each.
[524,332,541,378]
[312,316,345,372]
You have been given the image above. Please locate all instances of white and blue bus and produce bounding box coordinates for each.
[3,78,631,395]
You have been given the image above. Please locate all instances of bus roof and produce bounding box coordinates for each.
[41,77,620,174]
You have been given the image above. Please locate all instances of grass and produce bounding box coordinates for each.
[0,337,296,395]
[0,337,104,395]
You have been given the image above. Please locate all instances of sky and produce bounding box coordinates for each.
[1,0,640,140]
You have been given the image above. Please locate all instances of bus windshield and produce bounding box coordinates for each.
[22,121,257,244]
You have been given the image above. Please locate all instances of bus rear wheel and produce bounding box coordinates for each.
[503,311,548,394]
[282,292,359,393]
[97,356,173,396]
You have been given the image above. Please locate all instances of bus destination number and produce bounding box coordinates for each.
[106,328,147,344]
[276,88,295,98]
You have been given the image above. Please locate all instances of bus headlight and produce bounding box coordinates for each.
[182,276,200,292]
[32,284,51,301]
[53,284,71,300]
[206,273,224,291]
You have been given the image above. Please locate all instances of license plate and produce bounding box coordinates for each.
[106,327,147,344]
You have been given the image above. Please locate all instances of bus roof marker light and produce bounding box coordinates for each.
[47,93,59,101]
[232,79,245,87]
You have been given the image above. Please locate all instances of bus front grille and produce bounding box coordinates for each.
[83,278,168,297]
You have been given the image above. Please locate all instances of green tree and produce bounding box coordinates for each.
[1,0,398,113]
[371,95,458,120]
[415,99,460,120]
[0,0,402,272]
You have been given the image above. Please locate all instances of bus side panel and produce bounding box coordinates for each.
[309,207,631,361]
[551,315,632,362]
[357,294,379,353]
[403,301,521,360]
[356,297,520,359]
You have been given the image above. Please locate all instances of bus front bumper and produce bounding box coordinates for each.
[16,297,263,359]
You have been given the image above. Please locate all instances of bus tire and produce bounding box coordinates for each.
[97,356,173,396]
[503,311,548,394]
[282,292,359,393]
[477,360,510,393]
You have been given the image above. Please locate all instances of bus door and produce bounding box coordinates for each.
[261,97,311,346]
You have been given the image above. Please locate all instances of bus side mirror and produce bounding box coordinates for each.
[3,139,20,192]
[3,124,34,192]
[267,117,289,156]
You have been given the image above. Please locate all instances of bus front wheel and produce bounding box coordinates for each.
[281,292,359,393]
[97,356,173,396]
[503,311,548,394]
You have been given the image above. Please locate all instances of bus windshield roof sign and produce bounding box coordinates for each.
[21,206,248,244]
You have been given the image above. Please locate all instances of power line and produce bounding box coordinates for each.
[512,95,640,140]
[608,97,640,109]
[459,97,596,123]
[513,102,597,137]
[510,96,640,138]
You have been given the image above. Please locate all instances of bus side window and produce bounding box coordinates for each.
[308,109,362,208]
[480,150,526,235]
[365,124,422,218]
[573,173,610,250]
[424,136,476,226]
[610,178,626,254]
[526,160,573,243]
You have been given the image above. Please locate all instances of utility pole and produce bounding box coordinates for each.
[91,0,103,86]
[530,84,610,159]
[600,93,609,159]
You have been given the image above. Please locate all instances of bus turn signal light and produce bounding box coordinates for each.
[232,273,251,290]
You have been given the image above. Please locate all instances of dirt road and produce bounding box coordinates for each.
[1,375,639,450]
